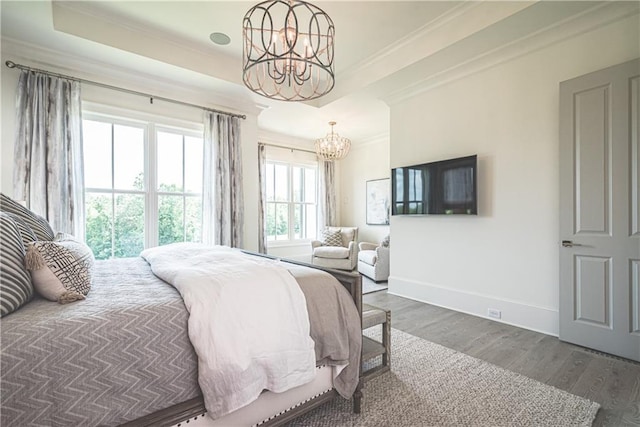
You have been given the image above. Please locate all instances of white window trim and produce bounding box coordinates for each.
[266,240,314,251]
[83,102,203,133]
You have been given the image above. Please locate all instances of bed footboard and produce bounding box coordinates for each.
[123,390,341,427]
[121,398,205,427]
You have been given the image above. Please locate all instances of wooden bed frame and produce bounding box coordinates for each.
[123,253,363,427]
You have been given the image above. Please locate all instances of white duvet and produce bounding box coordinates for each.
[140,243,316,419]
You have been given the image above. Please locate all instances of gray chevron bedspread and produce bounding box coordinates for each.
[1,256,362,427]
[1,257,201,426]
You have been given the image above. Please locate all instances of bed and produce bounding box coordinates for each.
[0,248,363,426]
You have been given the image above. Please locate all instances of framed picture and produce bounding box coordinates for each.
[366,178,390,225]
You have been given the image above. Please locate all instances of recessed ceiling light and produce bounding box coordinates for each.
[210,32,231,45]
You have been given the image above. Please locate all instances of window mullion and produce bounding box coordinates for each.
[182,135,187,241]
[288,165,294,241]
[301,170,306,239]
[147,123,158,248]
[110,124,116,259]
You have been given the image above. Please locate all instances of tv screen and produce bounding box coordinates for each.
[392,155,477,215]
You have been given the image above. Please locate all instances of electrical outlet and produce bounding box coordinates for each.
[488,308,502,319]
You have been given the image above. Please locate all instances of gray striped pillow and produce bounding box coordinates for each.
[0,193,54,241]
[0,213,33,317]
[4,212,37,247]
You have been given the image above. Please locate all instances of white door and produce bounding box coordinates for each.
[559,58,640,362]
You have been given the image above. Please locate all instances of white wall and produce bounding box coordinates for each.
[388,14,640,335]
[0,45,260,251]
[340,136,390,245]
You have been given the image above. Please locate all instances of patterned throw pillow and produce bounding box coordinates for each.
[0,193,55,241]
[321,228,343,247]
[24,235,95,304]
[0,213,33,317]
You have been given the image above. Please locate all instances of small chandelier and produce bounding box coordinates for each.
[315,121,351,161]
[242,0,335,102]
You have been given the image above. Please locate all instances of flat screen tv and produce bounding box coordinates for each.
[392,155,477,215]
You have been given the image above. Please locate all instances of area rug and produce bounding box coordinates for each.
[287,329,600,426]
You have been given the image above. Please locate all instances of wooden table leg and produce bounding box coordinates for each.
[353,381,363,413]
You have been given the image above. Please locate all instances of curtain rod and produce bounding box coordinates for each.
[5,60,247,120]
[260,142,316,155]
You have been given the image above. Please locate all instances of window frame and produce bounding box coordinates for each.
[154,125,205,246]
[265,157,318,247]
[82,107,204,256]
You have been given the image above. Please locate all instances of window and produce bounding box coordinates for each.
[265,160,317,242]
[83,113,203,259]
[156,130,203,246]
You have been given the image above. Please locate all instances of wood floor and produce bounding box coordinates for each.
[363,290,640,427]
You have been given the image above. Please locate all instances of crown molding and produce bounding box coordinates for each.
[258,126,389,151]
[258,129,316,151]
[353,132,390,149]
[319,1,535,107]
[1,37,263,117]
[339,2,481,81]
[382,1,639,106]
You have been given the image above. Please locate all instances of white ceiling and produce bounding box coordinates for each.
[1,1,632,145]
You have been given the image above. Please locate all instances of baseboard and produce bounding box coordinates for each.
[388,276,559,337]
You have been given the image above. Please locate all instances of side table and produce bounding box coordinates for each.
[361,303,391,382]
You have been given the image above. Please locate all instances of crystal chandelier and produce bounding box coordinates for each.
[315,121,351,161]
[242,0,335,102]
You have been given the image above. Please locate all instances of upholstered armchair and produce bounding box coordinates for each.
[357,237,390,282]
[311,226,359,271]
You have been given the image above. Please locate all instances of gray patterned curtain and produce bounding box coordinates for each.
[318,159,337,230]
[257,143,267,254]
[13,70,84,239]
[202,112,244,248]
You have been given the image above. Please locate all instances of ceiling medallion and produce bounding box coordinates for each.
[242,0,335,102]
[315,121,350,161]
